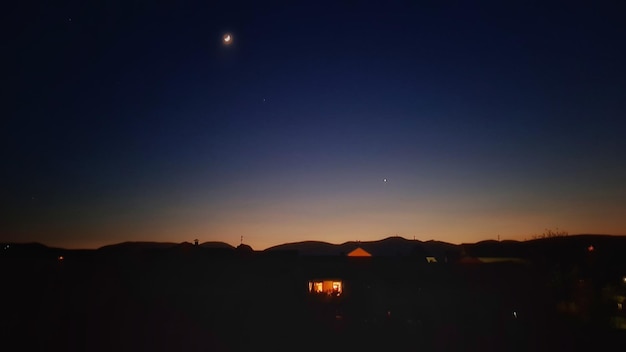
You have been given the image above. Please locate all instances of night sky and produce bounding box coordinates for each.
[4,1,626,249]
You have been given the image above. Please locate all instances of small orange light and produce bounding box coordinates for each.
[58,256,64,261]
[588,245,594,252]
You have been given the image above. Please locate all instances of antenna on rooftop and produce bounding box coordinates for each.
[240,236,243,245]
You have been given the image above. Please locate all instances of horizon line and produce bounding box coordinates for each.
[3,233,622,251]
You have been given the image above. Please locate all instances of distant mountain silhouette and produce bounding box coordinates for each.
[2,242,57,251]
[5,235,626,264]
[265,236,457,257]
[95,241,234,252]
[94,241,238,259]
[236,243,253,251]
[97,241,180,252]
[461,235,624,262]
[462,239,525,257]
[265,240,341,256]
[0,242,65,258]
[200,241,235,249]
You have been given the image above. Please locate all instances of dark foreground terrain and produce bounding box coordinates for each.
[2,237,626,351]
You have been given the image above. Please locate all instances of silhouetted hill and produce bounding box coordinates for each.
[5,235,626,264]
[265,240,341,255]
[264,234,626,263]
[341,236,413,256]
[236,243,254,251]
[463,239,526,257]
[265,236,458,257]
[171,241,197,252]
[97,241,179,252]
[1,242,66,258]
[522,234,626,263]
[200,241,235,249]
[422,239,461,259]
[98,241,235,251]
[457,235,626,270]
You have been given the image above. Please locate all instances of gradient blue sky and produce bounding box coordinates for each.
[4,1,626,249]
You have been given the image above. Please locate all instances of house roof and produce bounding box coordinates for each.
[347,247,372,257]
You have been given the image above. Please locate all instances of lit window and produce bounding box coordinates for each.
[309,280,343,295]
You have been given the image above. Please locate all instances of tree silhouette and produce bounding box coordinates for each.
[532,228,569,239]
